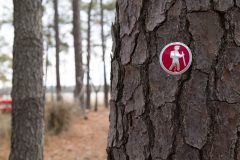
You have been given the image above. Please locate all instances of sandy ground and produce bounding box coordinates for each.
[0,107,109,160]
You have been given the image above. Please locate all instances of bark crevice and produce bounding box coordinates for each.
[234,131,240,160]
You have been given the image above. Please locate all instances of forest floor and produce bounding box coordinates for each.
[0,107,109,160]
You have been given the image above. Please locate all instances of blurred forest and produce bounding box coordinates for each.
[0,0,115,159]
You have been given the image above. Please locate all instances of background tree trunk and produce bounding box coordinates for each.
[10,0,44,159]
[86,0,93,110]
[100,0,109,108]
[54,0,62,101]
[107,0,240,160]
[92,84,101,112]
[72,0,84,101]
[94,90,98,112]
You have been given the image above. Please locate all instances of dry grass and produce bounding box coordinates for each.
[0,101,76,159]
[0,113,11,143]
[44,107,109,160]
[0,113,11,160]
[0,101,109,160]
[0,101,74,145]
[45,101,74,135]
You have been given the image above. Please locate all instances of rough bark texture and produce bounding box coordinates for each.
[100,0,109,108]
[54,0,62,100]
[73,0,84,100]
[108,0,240,160]
[10,0,44,159]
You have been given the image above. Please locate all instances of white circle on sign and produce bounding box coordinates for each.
[159,42,192,75]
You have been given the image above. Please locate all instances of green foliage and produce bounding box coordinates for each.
[60,41,70,53]
[43,25,55,56]
[81,0,98,11]
[59,15,72,24]
[0,54,11,83]
[0,37,8,47]
[0,73,8,82]
[46,58,52,67]
[81,0,115,11]
[1,5,13,25]
[0,54,11,62]
[103,0,116,11]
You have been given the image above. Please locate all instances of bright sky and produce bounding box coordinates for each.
[0,0,114,88]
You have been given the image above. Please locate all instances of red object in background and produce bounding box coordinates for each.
[0,98,12,113]
[0,99,12,104]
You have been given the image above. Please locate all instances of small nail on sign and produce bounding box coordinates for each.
[160,42,192,75]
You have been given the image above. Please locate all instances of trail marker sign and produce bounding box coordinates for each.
[160,42,192,75]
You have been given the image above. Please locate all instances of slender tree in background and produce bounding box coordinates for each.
[10,0,44,159]
[72,0,84,101]
[54,0,62,101]
[93,84,101,112]
[107,0,240,159]
[100,0,109,108]
[86,0,94,109]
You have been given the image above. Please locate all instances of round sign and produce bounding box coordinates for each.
[160,42,192,75]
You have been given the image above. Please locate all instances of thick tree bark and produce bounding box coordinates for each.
[10,0,44,159]
[86,0,93,110]
[54,0,62,101]
[72,0,84,101]
[107,0,240,160]
[100,0,109,108]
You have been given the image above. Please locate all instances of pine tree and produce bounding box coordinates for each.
[10,0,44,159]
[107,0,240,159]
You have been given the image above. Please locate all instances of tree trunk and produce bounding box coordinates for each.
[107,0,240,160]
[94,91,98,112]
[93,85,101,112]
[10,0,44,159]
[72,0,84,101]
[54,0,62,101]
[86,0,93,110]
[100,0,109,108]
